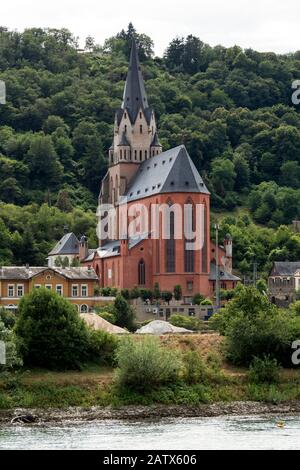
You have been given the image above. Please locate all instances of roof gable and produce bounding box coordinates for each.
[48,232,79,256]
[121,145,209,203]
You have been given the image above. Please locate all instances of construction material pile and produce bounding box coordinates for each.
[136,320,193,335]
[80,313,128,334]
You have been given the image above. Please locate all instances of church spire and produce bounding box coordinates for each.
[121,38,149,123]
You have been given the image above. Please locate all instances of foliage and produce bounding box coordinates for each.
[248,355,280,384]
[113,294,135,330]
[0,308,17,329]
[192,293,205,305]
[98,311,116,325]
[115,336,182,391]
[15,288,92,369]
[87,329,118,366]
[200,298,213,305]
[173,285,182,301]
[210,285,300,366]
[161,291,173,304]
[169,314,204,331]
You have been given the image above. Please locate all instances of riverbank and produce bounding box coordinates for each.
[2,401,300,425]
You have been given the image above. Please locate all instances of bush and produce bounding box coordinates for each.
[139,288,153,302]
[211,285,300,366]
[15,288,92,370]
[120,288,130,300]
[0,308,17,329]
[173,285,182,301]
[161,291,173,304]
[130,286,140,299]
[101,287,111,296]
[169,314,204,331]
[182,351,223,385]
[192,293,205,305]
[115,336,182,391]
[248,356,280,384]
[88,329,118,366]
[113,294,135,330]
[200,298,213,305]
[98,311,116,324]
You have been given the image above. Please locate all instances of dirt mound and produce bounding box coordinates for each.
[136,320,193,335]
[80,313,128,334]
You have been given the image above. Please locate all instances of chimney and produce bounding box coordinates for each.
[120,233,129,257]
[79,235,88,261]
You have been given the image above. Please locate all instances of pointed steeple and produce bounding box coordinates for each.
[121,38,149,123]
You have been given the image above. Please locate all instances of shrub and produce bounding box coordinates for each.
[130,286,140,299]
[101,287,111,296]
[161,291,173,304]
[173,285,182,301]
[120,288,130,300]
[88,329,118,366]
[113,294,135,330]
[169,314,204,331]
[248,356,280,384]
[110,287,118,296]
[115,336,182,391]
[15,288,92,370]
[0,308,16,329]
[200,298,213,305]
[153,282,161,300]
[182,351,223,385]
[98,311,116,324]
[139,288,153,302]
[192,293,205,305]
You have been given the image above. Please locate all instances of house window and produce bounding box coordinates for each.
[187,281,193,291]
[72,285,79,297]
[80,304,88,313]
[45,284,52,290]
[17,284,24,297]
[34,284,41,289]
[7,285,14,297]
[56,285,63,296]
[81,285,88,297]
[138,259,146,285]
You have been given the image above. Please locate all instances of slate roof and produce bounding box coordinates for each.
[270,261,300,276]
[209,263,240,281]
[48,233,79,256]
[118,131,130,147]
[151,131,161,147]
[0,266,98,280]
[121,145,209,203]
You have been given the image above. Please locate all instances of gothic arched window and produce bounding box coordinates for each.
[165,199,175,272]
[184,198,195,272]
[138,259,146,285]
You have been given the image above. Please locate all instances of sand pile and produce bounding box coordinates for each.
[80,313,128,334]
[136,320,192,335]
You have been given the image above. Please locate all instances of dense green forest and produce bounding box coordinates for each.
[1,24,300,276]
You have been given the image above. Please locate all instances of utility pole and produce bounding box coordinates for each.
[214,222,220,308]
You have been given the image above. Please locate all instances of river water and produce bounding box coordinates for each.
[0,415,299,450]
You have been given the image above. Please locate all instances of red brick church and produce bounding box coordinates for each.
[51,40,239,302]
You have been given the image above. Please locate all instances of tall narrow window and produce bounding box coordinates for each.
[138,259,146,285]
[202,202,208,273]
[139,150,142,161]
[140,124,143,134]
[145,150,148,159]
[184,199,195,272]
[165,203,175,273]
[124,125,127,133]
[134,150,137,160]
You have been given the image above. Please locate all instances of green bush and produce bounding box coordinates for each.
[0,308,17,329]
[88,329,118,366]
[15,288,92,370]
[200,298,213,305]
[113,294,135,330]
[98,311,116,324]
[182,351,224,385]
[248,356,280,384]
[101,287,111,296]
[192,293,205,305]
[169,314,204,331]
[115,336,182,391]
[120,288,130,300]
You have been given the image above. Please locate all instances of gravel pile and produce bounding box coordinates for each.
[80,313,128,334]
[136,320,192,335]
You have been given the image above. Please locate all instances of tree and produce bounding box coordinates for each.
[173,285,182,301]
[15,288,91,369]
[113,293,135,330]
[153,282,161,301]
[161,291,173,304]
[56,189,73,212]
[0,320,22,370]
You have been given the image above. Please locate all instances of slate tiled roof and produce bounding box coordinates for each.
[270,261,300,276]
[48,233,79,256]
[0,266,98,280]
[209,263,240,281]
[121,145,209,203]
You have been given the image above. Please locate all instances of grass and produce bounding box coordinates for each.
[1,334,300,409]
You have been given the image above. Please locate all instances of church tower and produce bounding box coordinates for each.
[100,39,162,210]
